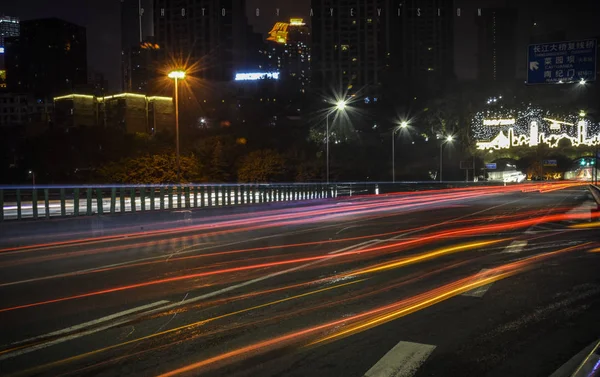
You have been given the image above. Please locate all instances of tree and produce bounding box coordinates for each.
[237,149,286,183]
[98,153,202,184]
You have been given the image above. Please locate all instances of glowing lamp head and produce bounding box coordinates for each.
[400,121,408,128]
[168,70,186,79]
[579,111,586,117]
[446,135,453,142]
[579,78,586,85]
[335,100,347,111]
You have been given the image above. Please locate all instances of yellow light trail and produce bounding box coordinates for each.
[343,239,510,277]
[152,242,592,377]
[4,279,364,377]
[569,221,600,229]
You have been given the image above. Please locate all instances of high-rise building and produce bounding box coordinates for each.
[266,18,311,95]
[311,0,387,98]
[153,0,249,82]
[5,18,87,98]
[384,0,455,100]
[0,16,19,50]
[121,0,154,92]
[0,16,20,71]
[477,8,518,90]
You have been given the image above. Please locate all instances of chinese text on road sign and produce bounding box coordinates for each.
[527,39,596,84]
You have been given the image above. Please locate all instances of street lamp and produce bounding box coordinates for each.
[326,99,348,184]
[28,170,35,186]
[440,135,453,182]
[168,69,186,182]
[392,121,409,183]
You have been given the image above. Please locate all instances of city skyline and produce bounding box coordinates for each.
[2,0,600,90]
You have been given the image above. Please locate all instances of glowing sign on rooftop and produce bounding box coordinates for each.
[482,118,515,126]
[234,72,280,81]
[290,18,305,26]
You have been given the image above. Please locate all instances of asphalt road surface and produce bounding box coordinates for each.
[0,182,599,377]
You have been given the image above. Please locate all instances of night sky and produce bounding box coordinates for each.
[3,0,599,91]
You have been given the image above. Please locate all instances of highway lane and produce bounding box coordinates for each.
[0,182,598,377]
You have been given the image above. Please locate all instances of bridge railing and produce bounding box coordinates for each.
[0,181,511,222]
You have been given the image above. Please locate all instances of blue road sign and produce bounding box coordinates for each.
[543,159,557,167]
[485,163,497,170]
[527,39,597,84]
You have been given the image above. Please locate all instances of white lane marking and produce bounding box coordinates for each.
[549,340,600,377]
[0,320,131,361]
[363,341,436,377]
[565,200,596,222]
[11,300,170,346]
[502,240,528,254]
[0,241,380,360]
[462,269,494,297]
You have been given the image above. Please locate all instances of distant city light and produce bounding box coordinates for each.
[290,18,305,26]
[235,72,280,81]
[0,47,4,54]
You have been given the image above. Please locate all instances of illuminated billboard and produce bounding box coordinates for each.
[234,72,279,81]
[0,47,4,54]
[472,107,600,150]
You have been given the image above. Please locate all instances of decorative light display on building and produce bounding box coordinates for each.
[472,107,600,150]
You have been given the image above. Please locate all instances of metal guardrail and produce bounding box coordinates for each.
[588,184,600,208]
[0,181,512,222]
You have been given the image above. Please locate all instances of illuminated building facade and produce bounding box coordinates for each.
[265,18,310,95]
[53,93,173,134]
[472,107,600,150]
[5,18,87,97]
[0,16,20,72]
[153,0,249,82]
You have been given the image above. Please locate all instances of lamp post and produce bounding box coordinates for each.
[440,135,453,182]
[392,121,408,183]
[326,100,347,184]
[168,70,186,182]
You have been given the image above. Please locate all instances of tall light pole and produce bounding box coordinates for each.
[440,135,453,182]
[168,70,186,182]
[392,121,408,183]
[326,100,347,184]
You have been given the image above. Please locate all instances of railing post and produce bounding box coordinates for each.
[185,186,191,209]
[168,186,173,209]
[193,186,198,208]
[130,187,136,213]
[44,189,49,218]
[0,189,3,221]
[177,186,182,208]
[60,188,66,217]
[226,186,232,206]
[200,186,206,207]
[86,188,93,215]
[16,189,22,220]
[149,187,154,211]
[119,187,125,213]
[32,188,38,219]
[74,188,80,216]
[115,187,117,215]
[159,186,165,210]
[96,188,103,215]
[140,187,146,211]
[208,186,213,206]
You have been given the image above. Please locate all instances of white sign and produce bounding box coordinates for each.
[483,118,515,126]
[234,72,279,81]
[0,47,4,54]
